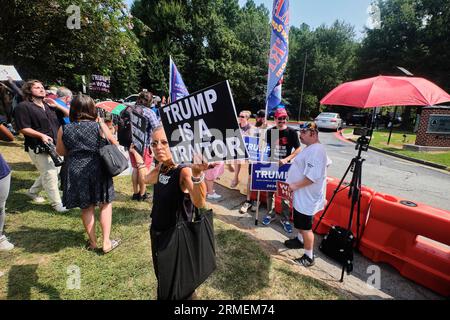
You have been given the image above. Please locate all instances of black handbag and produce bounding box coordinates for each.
[155,207,217,300]
[98,124,129,177]
[319,225,355,274]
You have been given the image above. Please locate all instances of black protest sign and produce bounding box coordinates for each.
[160,81,248,164]
[89,75,110,93]
[130,111,148,156]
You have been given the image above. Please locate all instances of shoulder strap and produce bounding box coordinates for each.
[98,122,111,145]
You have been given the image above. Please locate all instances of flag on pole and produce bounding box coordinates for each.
[267,77,283,111]
[169,56,189,103]
[266,0,289,115]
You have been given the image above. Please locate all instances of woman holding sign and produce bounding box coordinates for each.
[129,125,209,300]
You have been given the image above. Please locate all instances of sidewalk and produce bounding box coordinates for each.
[210,168,443,300]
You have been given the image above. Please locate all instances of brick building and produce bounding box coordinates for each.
[415,106,450,147]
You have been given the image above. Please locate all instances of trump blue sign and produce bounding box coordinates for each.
[250,162,291,192]
[244,136,271,162]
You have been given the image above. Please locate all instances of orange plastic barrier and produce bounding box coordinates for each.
[313,177,374,236]
[359,192,450,297]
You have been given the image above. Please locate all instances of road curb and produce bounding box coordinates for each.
[340,133,450,171]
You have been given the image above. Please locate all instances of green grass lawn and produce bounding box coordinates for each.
[343,128,450,168]
[0,139,343,300]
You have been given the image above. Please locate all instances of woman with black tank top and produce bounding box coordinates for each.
[129,125,208,300]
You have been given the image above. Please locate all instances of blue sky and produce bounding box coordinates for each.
[125,0,374,39]
[241,0,374,39]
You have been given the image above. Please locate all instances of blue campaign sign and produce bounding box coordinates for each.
[244,136,270,162]
[250,162,291,192]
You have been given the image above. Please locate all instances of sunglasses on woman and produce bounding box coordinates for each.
[150,140,169,148]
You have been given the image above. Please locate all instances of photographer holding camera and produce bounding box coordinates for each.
[14,80,69,213]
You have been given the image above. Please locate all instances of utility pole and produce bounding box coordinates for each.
[298,52,308,121]
[80,53,86,94]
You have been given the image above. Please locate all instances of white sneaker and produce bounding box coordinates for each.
[207,193,222,200]
[52,203,69,213]
[239,201,252,214]
[0,235,14,251]
[26,191,45,203]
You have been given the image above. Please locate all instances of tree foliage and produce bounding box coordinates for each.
[357,0,450,129]
[132,0,269,109]
[284,22,358,119]
[0,0,143,97]
[1,0,448,121]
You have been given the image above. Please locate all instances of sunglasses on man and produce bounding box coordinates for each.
[299,122,318,132]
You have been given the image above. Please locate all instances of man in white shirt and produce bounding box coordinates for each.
[285,122,331,267]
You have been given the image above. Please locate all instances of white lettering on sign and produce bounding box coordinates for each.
[162,89,217,125]
[170,136,244,164]
[255,170,288,180]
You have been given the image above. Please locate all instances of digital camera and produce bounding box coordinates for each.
[43,141,65,167]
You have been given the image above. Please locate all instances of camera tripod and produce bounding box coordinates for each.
[313,131,372,282]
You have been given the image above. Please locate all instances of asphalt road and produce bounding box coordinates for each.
[312,129,450,211]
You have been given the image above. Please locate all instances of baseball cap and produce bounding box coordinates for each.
[256,109,266,117]
[274,108,288,118]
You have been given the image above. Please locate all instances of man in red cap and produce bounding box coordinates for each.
[262,107,301,233]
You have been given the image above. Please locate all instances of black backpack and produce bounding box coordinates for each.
[117,104,144,148]
[319,225,355,274]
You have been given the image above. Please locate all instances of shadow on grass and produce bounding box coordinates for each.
[8,226,85,253]
[9,162,37,172]
[207,228,271,299]
[10,177,38,192]
[7,264,61,300]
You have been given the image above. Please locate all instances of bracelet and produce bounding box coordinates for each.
[191,173,205,184]
[138,165,146,170]
[136,162,144,166]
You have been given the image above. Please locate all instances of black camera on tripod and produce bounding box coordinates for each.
[42,141,65,167]
[352,127,373,152]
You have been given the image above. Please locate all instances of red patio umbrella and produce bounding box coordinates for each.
[320,75,450,108]
[96,101,120,113]
[320,75,450,144]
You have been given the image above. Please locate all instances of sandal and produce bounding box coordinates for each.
[230,178,239,188]
[103,239,121,254]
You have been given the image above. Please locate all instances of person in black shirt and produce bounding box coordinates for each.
[262,108,301,233]
[129,125,208,300]
[14,80,69,212]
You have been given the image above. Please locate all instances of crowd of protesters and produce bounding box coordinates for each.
[0,77,330,296]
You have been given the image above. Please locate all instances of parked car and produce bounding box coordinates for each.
[123,94,139,106]
[314,112,343,131]
[346,112,370,126]
[376,113,402,128]
[123,93,162,107]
